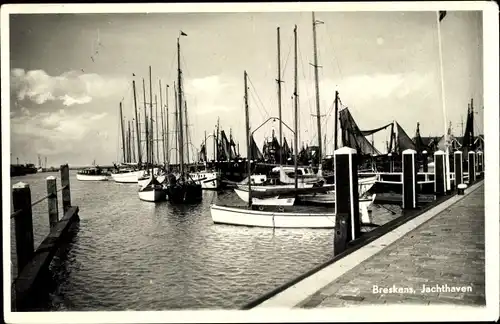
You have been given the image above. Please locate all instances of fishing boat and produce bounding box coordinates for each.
[163,33,203,204]
[76,167,109,181]
[138,175,167,202]
[137,66,168,202]
[189,170,220,190]
[213,26,343,227]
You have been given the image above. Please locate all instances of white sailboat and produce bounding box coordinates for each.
[211,27,343,228]
[138,175,167,202]
[137,66,168,202]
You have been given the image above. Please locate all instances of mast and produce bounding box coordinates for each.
[276,26,283,165]
[142,78,149,168]
[165,85,170,171]
[159,80,165,164]
[244,70,251,208]
[216,118,220,161]
[213,128,216,161]
[204,130,207,166]
[119,102,126,163]
[293,24,299,190]
[127,121,132,163]
[174,82,179,166]
[131,122,136,163]
[132,79,142,166]
[312,12,323,165]
[149,66,154,172]
[334,90,339,150]
[177,37,185,175]
[470,98,474,148]
[185,100,190,165]
[155,94,159,165]
[436,11,450,191]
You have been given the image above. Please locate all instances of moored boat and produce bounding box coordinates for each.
[76,167,109,181]
[138,176,167,202]
[211,204,336,228]
[189,170,221,190]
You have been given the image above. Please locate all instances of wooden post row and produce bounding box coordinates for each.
[422,150,428,173]
[60,164,71,214]
[454,151,463,187]
[46,176,59,228]
[12,182,34,273]
[334,147,360,256]
[434,150,446,196]
[402,149,418,209]
[468,151,476,184]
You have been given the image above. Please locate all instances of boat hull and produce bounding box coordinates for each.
[138,187,167,202]
[166,183,203,204]
[111,170,146,183]
[76,174,108,181]
[190,171,221,190]
[138,174,166,187]
[210,205,336,228]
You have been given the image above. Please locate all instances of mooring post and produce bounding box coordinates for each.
[12,182,35,273]
[422,150,428,172]
[454,151,463,188]
[334,147,360,255]
[434,150,446,196]
[60,164,71,214]
[402,149,418,209]
[468,151,476,184]
[476,150,483,178]
[387,153,393,173]
[46,176,59,228]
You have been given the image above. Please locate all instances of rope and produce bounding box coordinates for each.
[10,184,69,219]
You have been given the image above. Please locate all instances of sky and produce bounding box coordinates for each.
[8,9,483,166]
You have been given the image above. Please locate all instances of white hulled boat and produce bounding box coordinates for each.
[76,167,109,181]
[138,175,167,202]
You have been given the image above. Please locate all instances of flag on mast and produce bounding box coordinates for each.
[180,30,188,36]
[438,11,447,22]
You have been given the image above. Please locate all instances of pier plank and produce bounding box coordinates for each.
[13,206,79,311]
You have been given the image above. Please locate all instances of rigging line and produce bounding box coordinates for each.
[248,76,271,118]
[248,88,267,122]
[281,34,294,80]
[325,24,344,82]
[297,38,314,117]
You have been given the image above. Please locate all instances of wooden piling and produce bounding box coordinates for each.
[12,182,34,273]
[334,146,360,250]
[46,176,59,228]
[454,151,463,188]
[388,153,393,173]
[434,150,446,196]
[402,149,418,209]
[476,150,483,177]
[422,150,428,172]
[60,164,71,213]
[468,151,476,184]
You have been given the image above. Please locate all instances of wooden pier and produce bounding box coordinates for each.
[243,146,485,309]
[10,164,80,311]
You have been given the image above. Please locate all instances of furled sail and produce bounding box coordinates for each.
[339,107,381,155]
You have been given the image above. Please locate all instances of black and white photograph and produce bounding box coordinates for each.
[2,2,499,323]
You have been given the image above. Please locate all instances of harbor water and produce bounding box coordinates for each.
[9,171,402,310]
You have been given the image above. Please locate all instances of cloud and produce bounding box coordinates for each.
[11,109,109,144]
[183,75,239,115]
[10,68,129,107]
